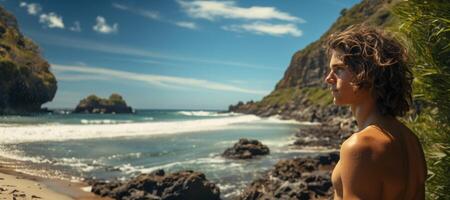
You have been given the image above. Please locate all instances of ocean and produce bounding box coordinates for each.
[0,109,327,199]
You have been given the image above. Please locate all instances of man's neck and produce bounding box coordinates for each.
[351,99,381,131]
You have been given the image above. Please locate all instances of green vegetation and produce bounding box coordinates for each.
[108,93,127,105]
[258,87,302,107]
[321,0,399,40]
[394,1,450,199]
[80,94,127,107]
[0,59,56,112]
[256,87,332,108]
[303,87,333,107]
[74,93,132,114]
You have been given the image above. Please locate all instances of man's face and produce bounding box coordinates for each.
[324,52,361,105]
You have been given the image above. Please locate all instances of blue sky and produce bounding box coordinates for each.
[1,0,360,110]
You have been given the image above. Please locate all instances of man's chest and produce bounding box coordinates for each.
[331,160,343,198]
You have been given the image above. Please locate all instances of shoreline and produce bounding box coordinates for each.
[0,113,342,199]
[0,164,108,200]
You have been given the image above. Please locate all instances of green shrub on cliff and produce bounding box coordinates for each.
[258,87,302,107]
[394,1,450,199]
[303,87,333,107]
[109,93,127,105]
[245,86,332,112]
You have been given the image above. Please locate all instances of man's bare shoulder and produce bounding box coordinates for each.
[341,126,392,162]
[338,128,385,185]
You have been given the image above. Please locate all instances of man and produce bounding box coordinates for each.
[324,25,427,200]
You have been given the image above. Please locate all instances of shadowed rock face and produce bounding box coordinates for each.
[0,6,57,114]
[292,123,355,149]
[222,138,270,159]
[91,169,221,200]
[237,152,339,200]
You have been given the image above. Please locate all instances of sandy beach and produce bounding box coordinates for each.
[0,166,109,200]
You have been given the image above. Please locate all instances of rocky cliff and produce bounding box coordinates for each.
[0,6,57,114]
[229,0,400,122]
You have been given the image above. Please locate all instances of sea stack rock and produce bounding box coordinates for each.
[91,169,221,200]
[222,138,270,159]
[73,93,133,114]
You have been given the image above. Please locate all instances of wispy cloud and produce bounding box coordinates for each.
[177,0,305,23]
[111,2,128,10]
[52,64,269,95]
[69,21,81,32]
[19,2,42,15]
[56,74,111,81]
[93,16,118,34]
[112,2,198,31]
[39,12,64,29]
[29,32,280,70]
[112,3,160,20]
[175,21,198,30]
[107,57,188,68]
[229,80,247,84]
[177,0,305,37]
[223,22,302,37]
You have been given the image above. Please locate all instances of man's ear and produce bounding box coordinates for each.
[350,80,369,93]
[349,76,361,92]
[351,83,360,93]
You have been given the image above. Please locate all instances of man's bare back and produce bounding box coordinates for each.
[331,121,427,200]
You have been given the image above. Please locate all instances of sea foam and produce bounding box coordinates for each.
[0,115,264,144]
[0,114,305,144]
[176,111,240,117]
[135,156,242,174]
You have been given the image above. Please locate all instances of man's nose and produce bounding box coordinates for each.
[324,71,335,84]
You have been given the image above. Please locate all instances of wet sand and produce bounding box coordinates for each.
[0,166,110,200]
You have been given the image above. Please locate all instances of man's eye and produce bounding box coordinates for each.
[335,68,344,75]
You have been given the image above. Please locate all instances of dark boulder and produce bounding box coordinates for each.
[222,138,270,159]
[91,169,221,200]
[236,152,339,200]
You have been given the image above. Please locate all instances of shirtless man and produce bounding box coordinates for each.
[324,25,427,200]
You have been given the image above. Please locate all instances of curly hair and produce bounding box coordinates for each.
[325,25,413,117]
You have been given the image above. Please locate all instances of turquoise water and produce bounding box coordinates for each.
[0,110,325,199]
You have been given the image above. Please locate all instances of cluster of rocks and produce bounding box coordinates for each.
[88,136,346,200]
[74,93,133,114]
[89,137,345,200]
[292,123,354,149]
[89,138,270,200]
[90,169,221,200]
[237,152,339,200]
[229,99,352,124]
[222,138,270,159]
